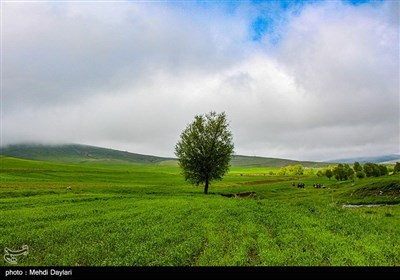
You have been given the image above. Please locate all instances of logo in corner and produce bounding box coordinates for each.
[4,245,29,264]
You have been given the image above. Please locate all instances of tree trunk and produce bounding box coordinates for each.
[204,179,209,194]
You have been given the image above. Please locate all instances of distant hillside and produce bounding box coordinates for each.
[0,143,331,168]
[230,155,329,168]
[0,144,175,165]
[329,154,400,165]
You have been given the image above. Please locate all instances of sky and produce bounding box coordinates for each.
[1,0,399,161]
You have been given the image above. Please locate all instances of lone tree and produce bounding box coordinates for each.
[325,169,333,180]
[394,162,400,174]
[175,111,234,194]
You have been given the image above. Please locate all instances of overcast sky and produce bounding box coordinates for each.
[1,0,399,161]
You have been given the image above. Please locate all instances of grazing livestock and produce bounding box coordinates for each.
[297,182,305,188]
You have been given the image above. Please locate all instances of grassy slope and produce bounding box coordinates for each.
[0,144,174,165]
[231,155,330,168]
[1,144,330,167]
[1,156,399,266]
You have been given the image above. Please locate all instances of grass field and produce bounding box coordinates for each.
[1,156,399,266]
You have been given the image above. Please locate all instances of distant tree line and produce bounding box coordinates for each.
[272,162,399,182]
[316,161,398,181]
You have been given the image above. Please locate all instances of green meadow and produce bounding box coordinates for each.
[1,156,399,266]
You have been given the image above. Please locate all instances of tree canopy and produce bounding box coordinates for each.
[174,111,234,194]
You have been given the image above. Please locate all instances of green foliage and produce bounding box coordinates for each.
[325,169,333,180]
[174,111,234,194]
[333,164,356,181]
[334,164,348,181]
[347,166,355,182]
[378,165,388,176]
[394,162,400,174]
[363,162,389,177]
[353,162,362,172]
[356,171,365,179]
[277,164,304,176]
[303,168,315,176]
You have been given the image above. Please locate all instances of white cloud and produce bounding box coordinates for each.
[2,1,399,161]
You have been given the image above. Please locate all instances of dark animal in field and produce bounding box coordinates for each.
[297,182,305,188]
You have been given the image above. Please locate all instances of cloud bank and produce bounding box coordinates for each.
[2,0,399,161]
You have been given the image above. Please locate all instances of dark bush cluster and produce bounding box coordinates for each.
[321,161,393,181]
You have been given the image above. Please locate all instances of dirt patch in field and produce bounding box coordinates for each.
[221,191,256,198]
[240,179,287,186]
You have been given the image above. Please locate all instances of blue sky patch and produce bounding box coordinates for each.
[248,0,383,43]
[251,16,271,41]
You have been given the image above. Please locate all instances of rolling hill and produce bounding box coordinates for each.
[1,143,329,167]
[0,144,174,165]
[328,154,400,165]
[229,155,330,168]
